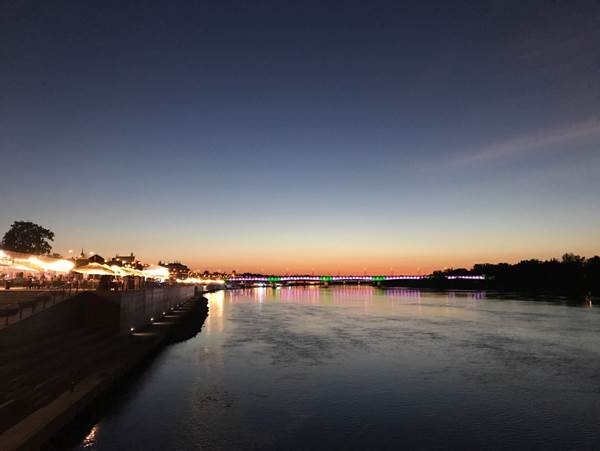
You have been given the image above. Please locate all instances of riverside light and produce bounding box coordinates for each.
[0,250,10,263]
[176,277,225,284]
[28,256,75,273]
[142,266,169,280]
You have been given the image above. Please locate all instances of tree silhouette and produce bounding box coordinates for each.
[1,221,55,255]
[561,253,585,265]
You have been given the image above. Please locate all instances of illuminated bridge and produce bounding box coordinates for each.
[226,275,484,284]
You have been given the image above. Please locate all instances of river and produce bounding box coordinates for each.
[73,286,600,450]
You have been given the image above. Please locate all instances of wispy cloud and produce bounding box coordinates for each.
[461,119,600,164]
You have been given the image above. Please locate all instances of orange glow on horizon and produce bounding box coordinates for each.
[52,235,600,276]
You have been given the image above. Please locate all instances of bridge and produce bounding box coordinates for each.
[226,275,484,284]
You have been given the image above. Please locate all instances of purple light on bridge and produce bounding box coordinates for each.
[226,274,484,283]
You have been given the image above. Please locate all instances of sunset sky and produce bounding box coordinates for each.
[1,1,599,274]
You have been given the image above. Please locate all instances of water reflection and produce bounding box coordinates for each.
[79,424,99,449]
[206,289,224,334]
[216,286,487,307]
[205,287,489,327]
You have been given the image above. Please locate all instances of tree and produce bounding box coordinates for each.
[1,221,54,255]
[561,253,584,265]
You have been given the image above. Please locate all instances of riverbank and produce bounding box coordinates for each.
[0,295,208,451]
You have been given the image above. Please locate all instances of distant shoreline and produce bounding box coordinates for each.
[379,279,595,301]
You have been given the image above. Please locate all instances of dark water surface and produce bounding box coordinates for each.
[75,287,600,450]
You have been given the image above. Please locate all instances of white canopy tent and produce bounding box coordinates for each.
[71,263,117,276]
[0,249,74,274]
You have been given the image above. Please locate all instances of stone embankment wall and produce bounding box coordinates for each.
[0,286,198,346]
[109,286,196,334]
[0,294,86,348]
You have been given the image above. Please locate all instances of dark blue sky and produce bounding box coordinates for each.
[1,0,599,273]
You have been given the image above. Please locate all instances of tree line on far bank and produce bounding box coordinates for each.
[434,253,600,295]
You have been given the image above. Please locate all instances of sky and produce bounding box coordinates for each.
[1,0,599,274]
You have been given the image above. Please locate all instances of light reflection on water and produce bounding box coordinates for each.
[79,424,99,449]
[75,287,600,450]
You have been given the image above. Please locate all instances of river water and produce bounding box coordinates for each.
[74,286,600,450]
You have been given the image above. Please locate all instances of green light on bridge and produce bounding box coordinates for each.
[320,276,333,282]
[268,276,281,282]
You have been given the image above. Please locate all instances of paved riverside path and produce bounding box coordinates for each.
[0,298,207,451]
